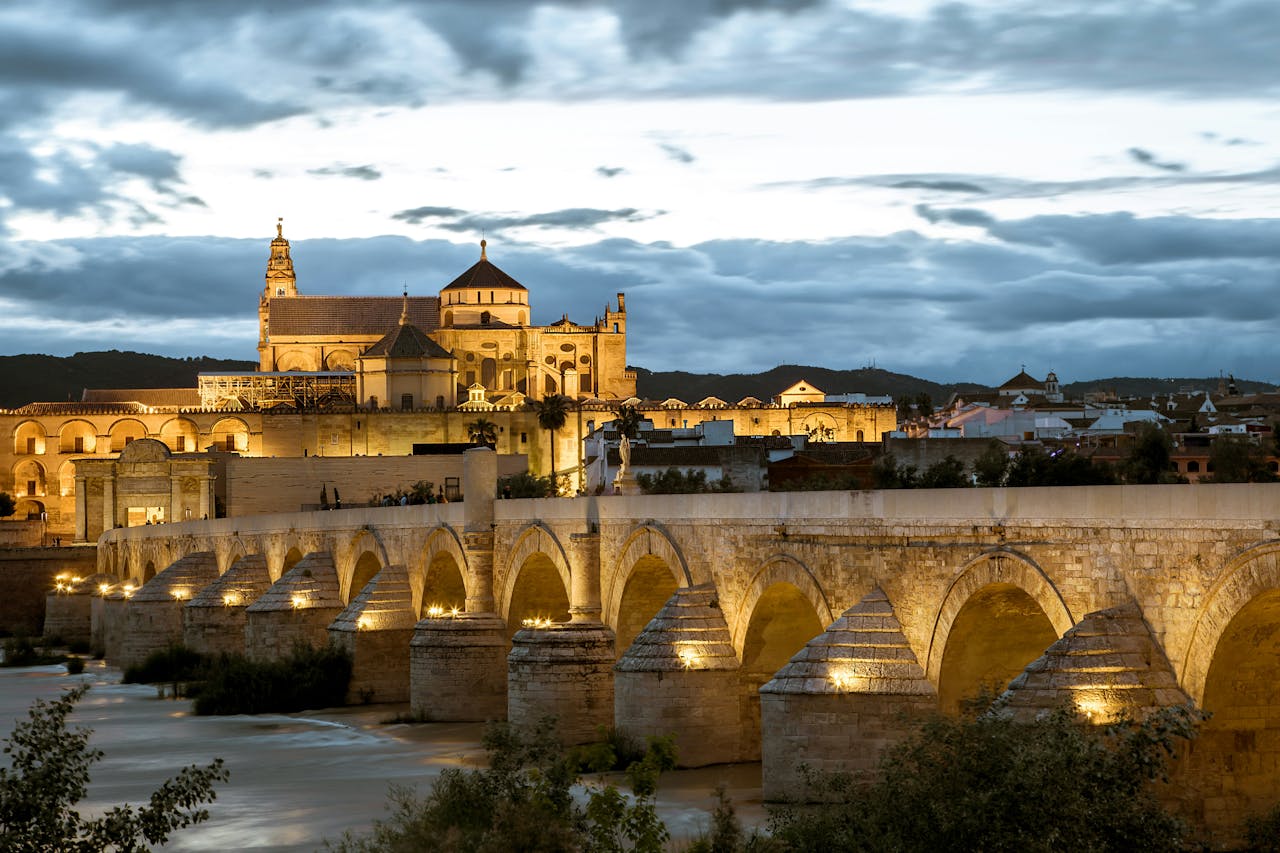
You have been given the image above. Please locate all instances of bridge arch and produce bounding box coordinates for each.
[731,553,833,658]
[342,528,389,603]
[417,525,471,616]
[501,523,573,635]
[926,549,1073,713]
[605,524,692,653]
[1181,540,1280,704]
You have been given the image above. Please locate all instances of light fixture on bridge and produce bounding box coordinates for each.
[828,667,865,692]
[98,583,111,595]
[170,587,191,601]
[357,615,373,630]
[521,616,554,630]
[676,646,700,670]
[290,593,308,609]
[121,583,136,598]
[426,605,445,618]
[222,592,241,607]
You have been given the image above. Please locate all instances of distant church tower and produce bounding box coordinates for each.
[258,218,297,363]
[1044,370,1063,404]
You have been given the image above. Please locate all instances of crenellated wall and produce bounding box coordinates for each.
[88,454,1280,843]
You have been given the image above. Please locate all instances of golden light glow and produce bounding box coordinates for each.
[54,581,67,593]
[222,592,241,607]
[357,615,373,630]
[676,646,700,670]
[449,606,460,617]
[1073,692,1116,723]
[290,593,307,609]
[55,572,71,581]
[521,616,554,629]
[98,583,111,595]
[426,605,445,618]
[828,668,865,692]
[70,576,82,585]
[122,583,135,598]
[170,587,191,601]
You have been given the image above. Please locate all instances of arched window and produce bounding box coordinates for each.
[856,429,864,441]
[1187,460,1201,473]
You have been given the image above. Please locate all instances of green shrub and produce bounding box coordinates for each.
[1,636,64,667]
[64,656,85,675]
[193,643,352,715]
[122,643,208,685]
[1244,803,1280,852]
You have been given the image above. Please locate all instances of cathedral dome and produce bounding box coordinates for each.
[439,240,529,328]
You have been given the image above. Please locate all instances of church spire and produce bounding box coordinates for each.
[480,238,487,261]
[264,217,297,298]
[399,287,409,326]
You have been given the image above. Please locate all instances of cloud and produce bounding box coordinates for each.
[658,143,695,164]
[307,163,383,180]
[596,166,626,178]
[1127,147,1185,173]
[391,205,663,232]
[915,205,996,228]
[891,179,987,194]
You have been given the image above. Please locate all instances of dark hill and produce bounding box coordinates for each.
[632,365,984,404]
[0,351,256,409]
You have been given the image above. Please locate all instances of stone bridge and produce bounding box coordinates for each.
[89,449,1280,843]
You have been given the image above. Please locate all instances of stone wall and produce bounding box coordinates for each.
[410,614,509,721]
[0,545,97,636]
[508,624,615,745]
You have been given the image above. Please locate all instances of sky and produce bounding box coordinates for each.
[2,0,1279,387]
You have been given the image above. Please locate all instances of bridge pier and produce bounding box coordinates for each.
[329,565,416,704]
[615,584,743,767]
[508,622,615,745]
[183,554,271,656]
[118,552,219,669]
[44,573,114,646]
[760,588,937,801]
[410,612,509,720]
[245,552,343,661]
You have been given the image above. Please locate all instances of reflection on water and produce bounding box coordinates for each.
[0,662,766,851]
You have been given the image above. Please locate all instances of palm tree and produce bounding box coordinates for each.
[613,404,642,439]
[533,394,571,492]
[466,417,498,447]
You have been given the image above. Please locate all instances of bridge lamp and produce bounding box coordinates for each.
[449,606,460,617]
[98,583,111,595]
[828,668,866,692]
[222,592,241,607]
[290,593,308,609]
[54,581,67,593]
[357,615,373,630]
[170,588,191,601]
[1072,692,1115,723]
[676,647,701,670]
[122,584,136,598]
[426,605,445,618]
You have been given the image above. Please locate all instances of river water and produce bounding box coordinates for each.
[0,662,767,851]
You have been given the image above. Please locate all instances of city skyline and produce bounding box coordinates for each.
[2,1,1280,386]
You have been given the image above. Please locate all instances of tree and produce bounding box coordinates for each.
[533,395,571,490]
[1123,423,1179,484]
[914,392,933,418]
[0,492,13,518]
[637,467,710,494]
[871,454,917,489]
[972,440,1010,487]
[895,396,915,424]
[768,705,1199,853]
[917,455,968,488]
[0,684,227,851]
[466,417,498,447]
[499,471,558,498]
[1207,435,1276,483]
[613,404,643,439]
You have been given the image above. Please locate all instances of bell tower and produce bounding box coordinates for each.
[259,218,297,369]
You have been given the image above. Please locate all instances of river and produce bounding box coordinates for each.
[0,661,767,851]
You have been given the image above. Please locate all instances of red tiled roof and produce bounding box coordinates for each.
[81,388,201,407]
[361,324,455,360]
[441,258,527,292]
[268,296,440,336]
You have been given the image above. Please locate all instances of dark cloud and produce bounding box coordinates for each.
[391,205,662,232]
[1127,147,1185,173]
[307,163,383,181]
[659,143,695,164]
[915,205,996,228]
[891,179,987,194]
[596,166,626,178]
[390,206,468,224]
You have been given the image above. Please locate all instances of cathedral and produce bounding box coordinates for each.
[254,220,634,408]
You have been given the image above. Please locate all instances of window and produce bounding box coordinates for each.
[25,437,36,454]
[480,311,491,324]
[613,323,619,333]
[74,436,84,453]
[225,436,236,451]
[27,480,37,496]
[520,432,527,443]
[176,436,186,452]
[445,477,461,501]
[1187,461,1200,473]
[436,395,445,409]
[856,430,864,442]
[124,436,134,445]
[401,394,414,411]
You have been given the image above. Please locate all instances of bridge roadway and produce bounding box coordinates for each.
[93,449,1280,842]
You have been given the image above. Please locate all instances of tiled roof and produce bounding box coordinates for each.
[441,258,527,292]
[268,296,440,336]
[81,388,201,407]
[999,370,1043,391]
[361,323,455,359]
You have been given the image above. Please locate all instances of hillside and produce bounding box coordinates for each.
[0,351,257,409]
[0,352,1271,411]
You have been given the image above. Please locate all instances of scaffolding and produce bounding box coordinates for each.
[197,372,356,410]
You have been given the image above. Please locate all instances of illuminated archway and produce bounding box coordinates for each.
[420,550,467,616]
[936,583,1059,714]
[506,553,571,638]
[349,551,382,603]
[58,420,97,454]
[159,418,199,453]
[108,419,147,451]
[12,460,47,498]
[13,421,46,455]
[142,560,157,582]
[613,555,680,658]
[211,417,250,453]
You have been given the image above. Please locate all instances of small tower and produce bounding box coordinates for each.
[1044,370,1063,403]
[263,218,297,301]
